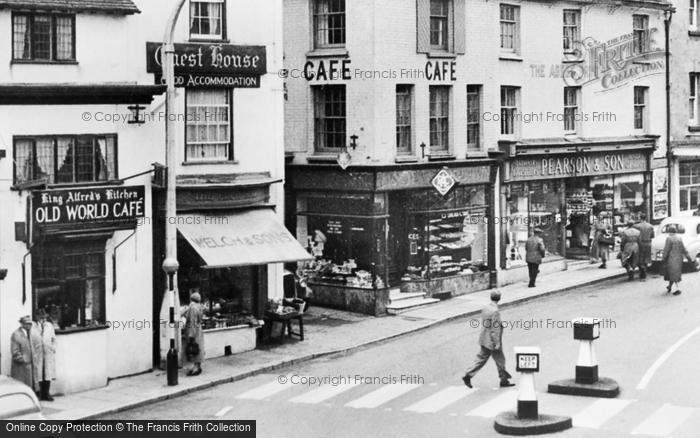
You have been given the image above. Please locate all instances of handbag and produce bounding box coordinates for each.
[186,337,200,359]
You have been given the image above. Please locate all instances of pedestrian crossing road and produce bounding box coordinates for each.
[223,374,699,437]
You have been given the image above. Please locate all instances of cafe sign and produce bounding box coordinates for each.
[146,42,266,88]
[510,152,648,181]
[32,186,145,228]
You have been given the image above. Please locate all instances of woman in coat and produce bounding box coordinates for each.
[182,292,204,376]
[662,225,693,295]
[10,316,43,393]
[35,310,57,401]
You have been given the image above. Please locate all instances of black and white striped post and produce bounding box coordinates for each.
[515,346,540,419]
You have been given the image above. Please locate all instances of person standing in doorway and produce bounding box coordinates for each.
[10,316,42,394]
[662,225,693,295]
[620,221,641,281]
[462,291,514,389]
[633,213,655,281]
[525,228,546,288]
[35,310,56,401]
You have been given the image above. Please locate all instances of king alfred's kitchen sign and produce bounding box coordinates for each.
[146,42,266,88]
[32,186,145,231]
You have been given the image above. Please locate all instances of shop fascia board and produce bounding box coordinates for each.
[513,138,657,156]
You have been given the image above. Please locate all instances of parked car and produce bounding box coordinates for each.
[0,376,45,420]
[650,216,700,271]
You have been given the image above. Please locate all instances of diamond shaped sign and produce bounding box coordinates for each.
[337,150,352,170]
[431,168,456,197]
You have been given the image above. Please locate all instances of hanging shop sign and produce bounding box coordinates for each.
[510,151,648,181]
[146,42,266,88]
[32,186,145,229]
[431,168,457,197]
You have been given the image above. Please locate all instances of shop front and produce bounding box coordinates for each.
[286,161,498,315]
[499,138,654,284]
[152,173,312,363]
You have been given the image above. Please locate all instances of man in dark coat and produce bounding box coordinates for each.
[620,222,641,281]
[525,228,546,287]
[633,213,655,280]
[10,315,43,393]
[462,291,514,389]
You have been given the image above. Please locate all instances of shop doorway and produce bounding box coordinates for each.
[387,193,407,286]
[565,178,593,259]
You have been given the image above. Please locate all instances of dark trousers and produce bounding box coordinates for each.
[527,263,539,286]
[465,346,512,380]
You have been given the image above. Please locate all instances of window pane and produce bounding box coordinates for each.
[13,15,31,60]
[314,0,345,47]
[186,90,231,160]
[56,137,75,183]
[36,138,55,183]
[14,139,34,184]
[396,85,412,153]
[32,15,52,60]
[76,136,96,181]
[56,16,73,60]
[314,85,346,150]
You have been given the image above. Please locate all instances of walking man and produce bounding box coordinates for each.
[633,213,654,280]
[620,221,641,281]
[525,228,546,288]
[462,291,515,389]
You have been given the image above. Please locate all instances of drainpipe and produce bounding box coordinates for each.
[664,7,674,215]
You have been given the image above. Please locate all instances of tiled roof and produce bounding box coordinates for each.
[0,0,140,14]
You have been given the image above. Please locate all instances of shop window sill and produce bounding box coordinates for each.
[56,324,109,335]
[306,48,349,58]
[11,179,124,191]
[181,160,239,166]
[11,60,79,65]
[499,53,523,62]
[427,51,457,59]
[306,155,339,163]
[688,125,700,133]
[395,155,419,163]
[428,153,456,161]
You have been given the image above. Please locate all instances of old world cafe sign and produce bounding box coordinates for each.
[146,42,267,88]
[32,186,146,229]
[511,152,647,180]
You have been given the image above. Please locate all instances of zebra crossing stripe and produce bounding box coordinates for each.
[630,404,696,436]
[404,386,477,413]
[345,384,421,409]
[289,384,359,404]
[235,379,293,400]
[572,399,635,429]
[214,406,233,417]
[465,390,517,418]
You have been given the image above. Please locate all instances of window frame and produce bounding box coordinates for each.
[634,86,648,131]
[312,0,346,49]
[184,88,234,162]
[11,12,76,62]
[633,14,650,55]
[690,73,700,127]
[189,0,226,40]
[564,86,580,134]
[466,84,482,154]
[429,85,452,153]
[562,9,581,55]
[313,84,347,153]
[500,86,519,137]
[12,134,118,186]
[430,0,450,51]
[499,4,520,54]
[395,84,414,156]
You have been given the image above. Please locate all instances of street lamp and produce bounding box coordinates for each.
[161,0,187,386]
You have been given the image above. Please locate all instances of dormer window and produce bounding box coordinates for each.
[12,12,75,62]
[190,0,225,40]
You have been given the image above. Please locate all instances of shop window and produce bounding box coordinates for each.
[190,0,225,40]
[690,74,700,126]
[564,86,580,134]
[185,89,233,161]
[634,86,648,131]
[430,0,449,50]
[13,135,117,186]
[500,86,519,136]
[12,13,75,62]
[313,0,345,48]
[396,84,414,155]
[563,10,580,54]
[467,85,482,154]
[633,14,650,55]
[313,85,347,152]
[679,162,700,212]
[500,4,520,54]
[32,240,106,332]
[429,86,451,153]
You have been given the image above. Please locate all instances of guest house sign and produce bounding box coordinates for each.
[146,42,266,88]
[510,152,648,181]
[32,186,146,229]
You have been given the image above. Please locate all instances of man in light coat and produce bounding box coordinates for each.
[35,310,57,401]
[525,228,546,288]
[462,291,515,388]
[10,315,43,393]
[633,213,655,280]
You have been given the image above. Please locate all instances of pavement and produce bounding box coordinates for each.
[43,261,627,420]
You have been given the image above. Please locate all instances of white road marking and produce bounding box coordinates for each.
[288,383,358,404]
[637,326,700,390]
[572,399,634,429]
[631,404,696,436]
[235,379,293,400]
[214,406,232,417]
[404,386,477,414]
[466,390,517,418]
[345,384,421,409]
